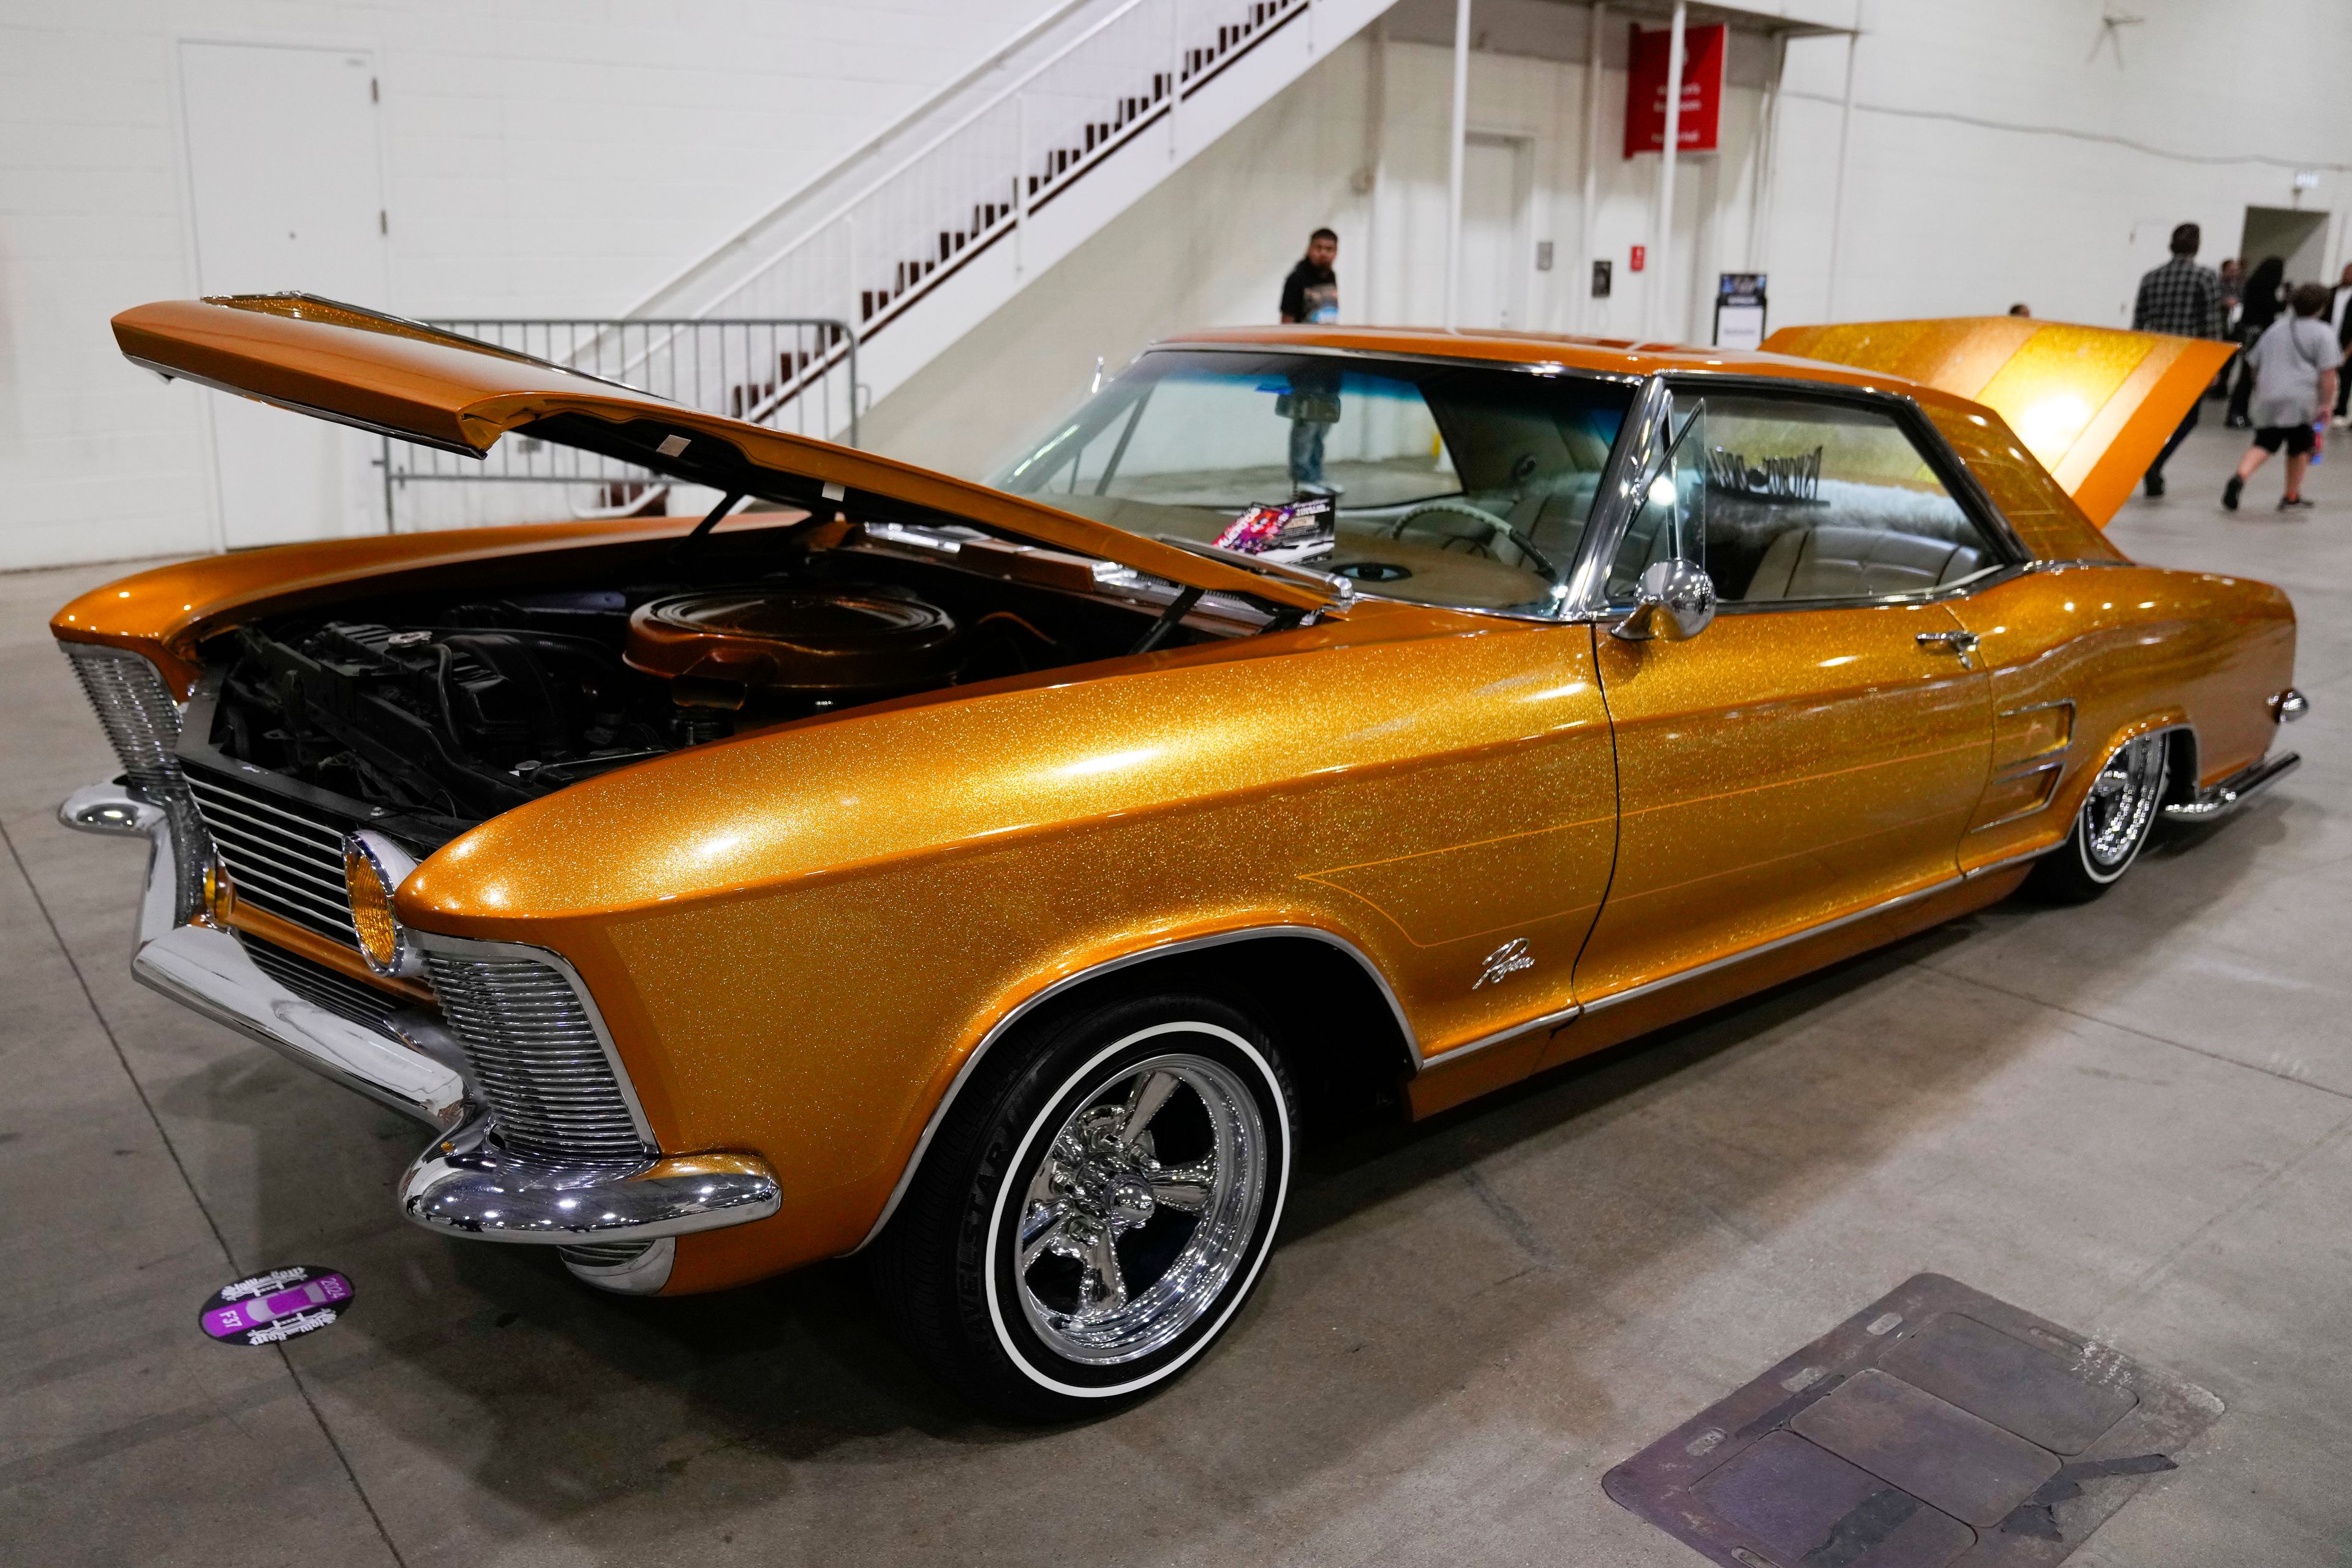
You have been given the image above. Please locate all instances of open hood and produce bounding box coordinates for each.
[1762,316,2236,527]
[113,295,1331,612]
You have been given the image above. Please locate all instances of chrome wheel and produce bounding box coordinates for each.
[2081,732,2166,876]
[1012,1052,1267,1366]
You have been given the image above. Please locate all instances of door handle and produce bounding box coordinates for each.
[1916,630,1980,655]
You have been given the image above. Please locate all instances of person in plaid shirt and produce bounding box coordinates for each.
[2134,222,2225,498]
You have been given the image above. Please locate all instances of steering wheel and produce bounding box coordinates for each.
[1385,499,1559,580]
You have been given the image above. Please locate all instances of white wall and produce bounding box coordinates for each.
[1773,0,2352,328]
[8,0,2351,569]
[0,0,1050,570]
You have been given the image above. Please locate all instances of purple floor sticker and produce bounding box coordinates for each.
[198,1264,354,1346]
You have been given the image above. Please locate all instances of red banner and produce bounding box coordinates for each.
[1624,22,1724,157]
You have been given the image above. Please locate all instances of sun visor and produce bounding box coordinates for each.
[1762,317,2237,527]
[111,295,1332,611]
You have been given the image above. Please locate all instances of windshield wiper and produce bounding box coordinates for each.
[1153,535,1355,608]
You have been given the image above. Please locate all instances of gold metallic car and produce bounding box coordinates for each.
[58,297,2299,1415]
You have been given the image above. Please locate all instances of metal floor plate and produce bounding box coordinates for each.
[1604,1275,2223,1567]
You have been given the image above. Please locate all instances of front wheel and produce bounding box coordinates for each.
[2029,731,2168,902]
[872,992,1295,1419]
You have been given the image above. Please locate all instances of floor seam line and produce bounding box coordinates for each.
[2092,1112,2352,1323]
[0,818,408,1568]
[1915,957,2352,1103]
[0,817,243,1263]
[281,1351,412,1568]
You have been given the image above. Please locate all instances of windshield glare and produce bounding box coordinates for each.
[989,350,1635,614]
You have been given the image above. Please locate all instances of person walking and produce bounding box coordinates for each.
[2331,262,2352,426]
[1279,228,1340,325]
[2226,257,2286,427]
[2223,282,2342,513]
[2132,222,2224,497]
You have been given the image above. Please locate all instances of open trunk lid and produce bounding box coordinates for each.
[113,295,1331,611]
[1762,315,2236,527]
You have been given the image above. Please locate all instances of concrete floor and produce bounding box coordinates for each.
[2,420,2347,1567]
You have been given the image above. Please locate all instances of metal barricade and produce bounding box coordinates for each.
[378,318,857,532]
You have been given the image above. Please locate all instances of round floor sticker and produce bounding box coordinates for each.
[198,1264,354,1346]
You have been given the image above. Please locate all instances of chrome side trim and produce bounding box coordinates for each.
[1418,1000,1584,1065]
[2024,557,2130,573]
[845,923,1414,1254]
[398,1112,778,1245]
[407,929,659,1152]
[60,781,165,838]
[2163,751,2301,822]
[1572,864,2014,1020]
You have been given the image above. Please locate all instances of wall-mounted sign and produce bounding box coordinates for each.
[1630,245,1647,273]
[1624,23,1726,157]
[1714,273,1768,350]
[1592,259,1613,298]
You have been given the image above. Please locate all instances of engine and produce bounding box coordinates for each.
[204,581,971,826]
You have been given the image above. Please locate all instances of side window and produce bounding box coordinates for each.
[1609,392,1999,605]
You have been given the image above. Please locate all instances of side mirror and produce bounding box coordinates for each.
[1611,559,1716,642]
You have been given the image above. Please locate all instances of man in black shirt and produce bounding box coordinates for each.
[1280,228,1340,324]
[1278,229,1341,493]
[2133,222,2223,498]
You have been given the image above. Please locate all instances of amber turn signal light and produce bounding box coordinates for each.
[342,831,423,978]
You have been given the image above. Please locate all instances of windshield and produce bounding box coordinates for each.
[989,349,1636,613]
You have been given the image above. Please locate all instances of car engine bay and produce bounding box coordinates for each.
[190,522,1242,841]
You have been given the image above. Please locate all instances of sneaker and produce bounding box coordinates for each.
[2278,494,2315,511]
[2144,473,2166,498]
[2223,476,2243,510]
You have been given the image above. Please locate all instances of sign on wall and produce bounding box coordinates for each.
[1714,273,1768,350]
[1624,23,1725,157]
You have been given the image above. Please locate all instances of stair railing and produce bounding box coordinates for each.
[601,0,1314,426]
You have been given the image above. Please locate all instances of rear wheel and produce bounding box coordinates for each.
[2029,731,2168,902]
[872,992,1294,1420]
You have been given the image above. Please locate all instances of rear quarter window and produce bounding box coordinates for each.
[1924,404,2126,563]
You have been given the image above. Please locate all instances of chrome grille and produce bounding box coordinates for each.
[62,641,209,919]
[244,935,402,1031]
[423,950,650,1164]
[60,642,183,789]
[187,767,358,944]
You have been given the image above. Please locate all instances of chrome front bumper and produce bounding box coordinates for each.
[66,782,780,1285]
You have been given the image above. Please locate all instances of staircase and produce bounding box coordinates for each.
[617,0,1396,438]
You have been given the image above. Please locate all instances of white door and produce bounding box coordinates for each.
[1458,136,1528,330]
[179,41,387,548]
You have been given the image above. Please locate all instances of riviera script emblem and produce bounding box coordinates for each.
[1474,938,1534,989]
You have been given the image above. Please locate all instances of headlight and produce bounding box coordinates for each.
[342,831,424,977]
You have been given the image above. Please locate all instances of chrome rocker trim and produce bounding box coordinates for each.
[67,780,781,1255]
[398,1111,781,1245]
[2163,751,2301,823]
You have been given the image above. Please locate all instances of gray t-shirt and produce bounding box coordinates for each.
[2246,314,2343,428]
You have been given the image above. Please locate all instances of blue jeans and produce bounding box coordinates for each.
[1287,419,1329,489]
